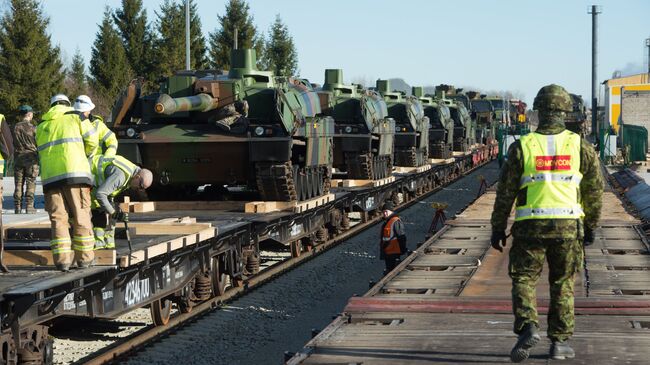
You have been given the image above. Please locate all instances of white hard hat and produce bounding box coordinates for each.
[50,94,70,106]
[73,95,96,113]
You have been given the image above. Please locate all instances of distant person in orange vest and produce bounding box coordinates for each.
[380,201,407,275]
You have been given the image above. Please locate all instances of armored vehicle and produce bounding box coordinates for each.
[376,79,429,167]
[317,70,394,180]
[412,87,453,159]
[467,92,495,144]
[485,96,508,125]
[435,85,475,152]
[565,93,587,136]
[111,48,334,202]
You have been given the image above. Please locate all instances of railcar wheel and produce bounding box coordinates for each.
[211,256,227,297]
[150,298,172,326]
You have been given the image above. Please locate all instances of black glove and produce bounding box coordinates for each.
[112,209,129,222]
[583,228,595,246]
[491,230,507,252]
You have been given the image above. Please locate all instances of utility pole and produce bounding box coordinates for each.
[588,5,601,138]
[185,0,190,70]
[646,38,650,77]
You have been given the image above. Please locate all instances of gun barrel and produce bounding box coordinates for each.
[154,93,220,115]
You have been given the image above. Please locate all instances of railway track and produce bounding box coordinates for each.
[55,161,497,365]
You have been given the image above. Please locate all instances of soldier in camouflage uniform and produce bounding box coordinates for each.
[490,85,603,362]
[12,105,39,214]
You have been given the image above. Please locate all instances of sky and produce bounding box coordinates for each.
[8,0,650,106]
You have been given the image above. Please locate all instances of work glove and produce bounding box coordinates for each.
[112,208,129,223]
[583,228,595,246]
[491,230,507,252]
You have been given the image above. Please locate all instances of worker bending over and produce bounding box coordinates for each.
[90,154,153,249]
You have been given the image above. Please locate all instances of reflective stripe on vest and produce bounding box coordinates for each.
[382,216,402,255]
[515,130,584,221]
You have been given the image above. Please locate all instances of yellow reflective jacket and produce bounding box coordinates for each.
[90,115,118,157]
[90,154,138,209]
[515,130,584,221]
[36,106,99,189]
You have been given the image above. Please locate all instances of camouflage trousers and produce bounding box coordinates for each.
[13,154,39,211]
[509,237,583,342]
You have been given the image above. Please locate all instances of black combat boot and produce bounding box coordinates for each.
[550,341,575,360]
[510,323,541,363]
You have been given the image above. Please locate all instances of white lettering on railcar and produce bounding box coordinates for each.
[63,293,86,311]
[365,197,375,210]
[124,277,151,307]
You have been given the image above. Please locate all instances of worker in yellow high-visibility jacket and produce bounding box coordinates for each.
[37,94,98,271]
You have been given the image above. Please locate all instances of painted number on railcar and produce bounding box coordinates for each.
[124,277,151,307]
[365,197,375,210]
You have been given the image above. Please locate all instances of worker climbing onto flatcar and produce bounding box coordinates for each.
[490,84,603,362]
[380,201,407,275]
[37,94,98,271]
[90,154,153,250]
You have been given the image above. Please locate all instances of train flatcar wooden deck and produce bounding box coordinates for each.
[288,189,650,364]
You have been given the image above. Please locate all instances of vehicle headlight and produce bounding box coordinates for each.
[126,128,137,138]
[395,126,401,132]
[344,126,352,133]
[254,126,265,136]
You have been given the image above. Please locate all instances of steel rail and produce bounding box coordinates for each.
[80,160,494,365]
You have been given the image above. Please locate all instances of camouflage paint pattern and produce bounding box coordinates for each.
[318,69,395,166]
[154,93,220,115]
[509,237,583,341]
[376,79,429,166]
[416,91,454,156]
[111,48,334,198]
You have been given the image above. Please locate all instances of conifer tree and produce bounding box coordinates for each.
[0,0,64,116]
[153,0,207,76]
[262,15,298,76]
[65,48,87,98]
[208,0,264,70]
[89,8,133,113]
[113,0,154,80]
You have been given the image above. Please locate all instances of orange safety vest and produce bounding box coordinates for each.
[382,216,402,255]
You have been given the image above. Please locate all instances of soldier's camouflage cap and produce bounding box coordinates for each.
[533,84,572,112]
[18,105,33,113]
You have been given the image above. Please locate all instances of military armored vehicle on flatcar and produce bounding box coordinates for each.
[412,87,453,159]
[111,48,334,202]
[467,92,495,144]
[376,79,429,167]
[317,70,394,180]
[436,85,475,152]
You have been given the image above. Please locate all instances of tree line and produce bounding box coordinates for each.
[0,0,299,118]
